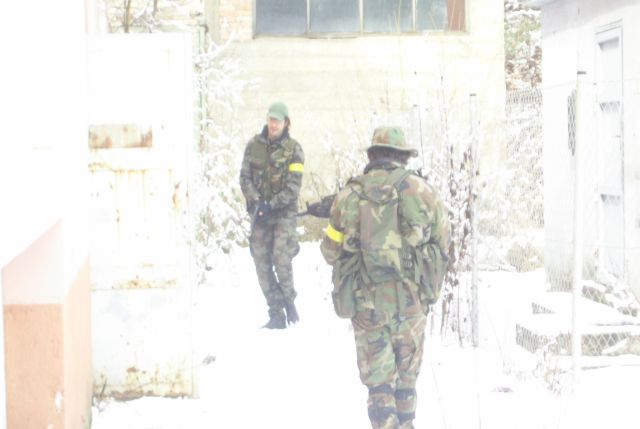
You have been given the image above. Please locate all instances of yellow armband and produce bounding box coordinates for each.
[288,163,304,173]
[325,224,344,243]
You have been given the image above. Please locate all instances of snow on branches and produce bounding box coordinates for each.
[505,0,541,90]
[191,37,256,282]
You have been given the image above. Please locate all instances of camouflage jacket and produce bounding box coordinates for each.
[320,160,450,315]
[239,126,304,217]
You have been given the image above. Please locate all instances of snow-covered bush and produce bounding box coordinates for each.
[505,234,544,272]
[191,37,256,281]
[103,0,201,33]
[422,120,476,343]
[505,0,541,90]
[297,123,369,242]
[476,88,543,271]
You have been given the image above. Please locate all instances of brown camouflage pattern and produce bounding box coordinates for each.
[354,168,410,285]
[321,162,450,315]
[354,310,427,429]
[321,159,450,429]
[368,127,418,157]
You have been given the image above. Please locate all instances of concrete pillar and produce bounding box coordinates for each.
[2,222,92,429]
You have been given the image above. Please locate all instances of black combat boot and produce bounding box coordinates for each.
[264,310,286,329]
[285,300,299,325]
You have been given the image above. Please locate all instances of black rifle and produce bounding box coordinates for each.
[297,194,336,218]
[250,203,261,231]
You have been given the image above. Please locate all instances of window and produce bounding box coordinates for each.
[364,0,412,33]
[255,0,465,36]
[417,0,447,30]
[311,0,359,33]
[255,0,307,35]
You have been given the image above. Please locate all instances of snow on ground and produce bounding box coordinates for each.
[91,242,640,429]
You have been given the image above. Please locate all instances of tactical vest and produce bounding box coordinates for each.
[248,137,297,201]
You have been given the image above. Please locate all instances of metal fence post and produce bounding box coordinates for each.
[469,93,479,347]
[572,71,587,388]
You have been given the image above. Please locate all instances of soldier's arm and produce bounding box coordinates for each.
[415,186,451,303]
[321,186,361,265]
[428,191,451,254]
[426,190,451,294]
[269,142,304,210]
[239,141,260,203]
[320,189,348,266]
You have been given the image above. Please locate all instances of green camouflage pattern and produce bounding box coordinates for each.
[320,159,450,429]
[240,127,304,317]
[249,216,299,316]
[353,310,427,429]
[321,162,450,315]
[352,168,410,285]
[369,127,418,157]
[239,127,304,216]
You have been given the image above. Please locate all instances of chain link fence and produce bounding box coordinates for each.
[299,80,640,394]
[480,79,640,395]
[477,88,543,272]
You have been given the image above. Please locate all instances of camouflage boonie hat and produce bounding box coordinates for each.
[267,102,289,121]
[368,126,418,157]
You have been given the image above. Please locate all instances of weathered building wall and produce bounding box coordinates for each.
[104,0,506,192]
[539,0,640,296]
[206,0,506,198]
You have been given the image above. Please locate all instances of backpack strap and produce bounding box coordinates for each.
[388,168,413,313]
[388,167,411,192]
[350,167,410,203]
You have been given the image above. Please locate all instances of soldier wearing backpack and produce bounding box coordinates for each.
[320,127,450,429]
[240,102,304,329]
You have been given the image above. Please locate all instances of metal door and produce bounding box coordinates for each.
[595,26,624,278]
[87,34,196,399]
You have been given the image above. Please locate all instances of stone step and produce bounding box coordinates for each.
[531,291,637,324]
[517,292,640,355]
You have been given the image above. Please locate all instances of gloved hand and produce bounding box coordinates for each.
[256,199,272,221]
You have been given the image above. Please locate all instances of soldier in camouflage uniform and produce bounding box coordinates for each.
[320,127,450,429]
[240,102,304,329]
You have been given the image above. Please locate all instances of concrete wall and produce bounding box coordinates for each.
[206,0,506,193]
[0,1,95,426]
[2,224,92,429]
[539,0,640,296]
[100,0,505,202]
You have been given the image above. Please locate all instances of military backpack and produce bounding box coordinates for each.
[352,168,411,284]
[332,167,448,318]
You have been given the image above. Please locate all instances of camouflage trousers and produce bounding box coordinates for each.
[249,216,299,316]
[352,310,427,429]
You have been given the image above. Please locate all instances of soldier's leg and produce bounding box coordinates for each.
[250,221,285,318]
[390,313,427,429]
[272,217,300,323]
[353,311,400,429]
